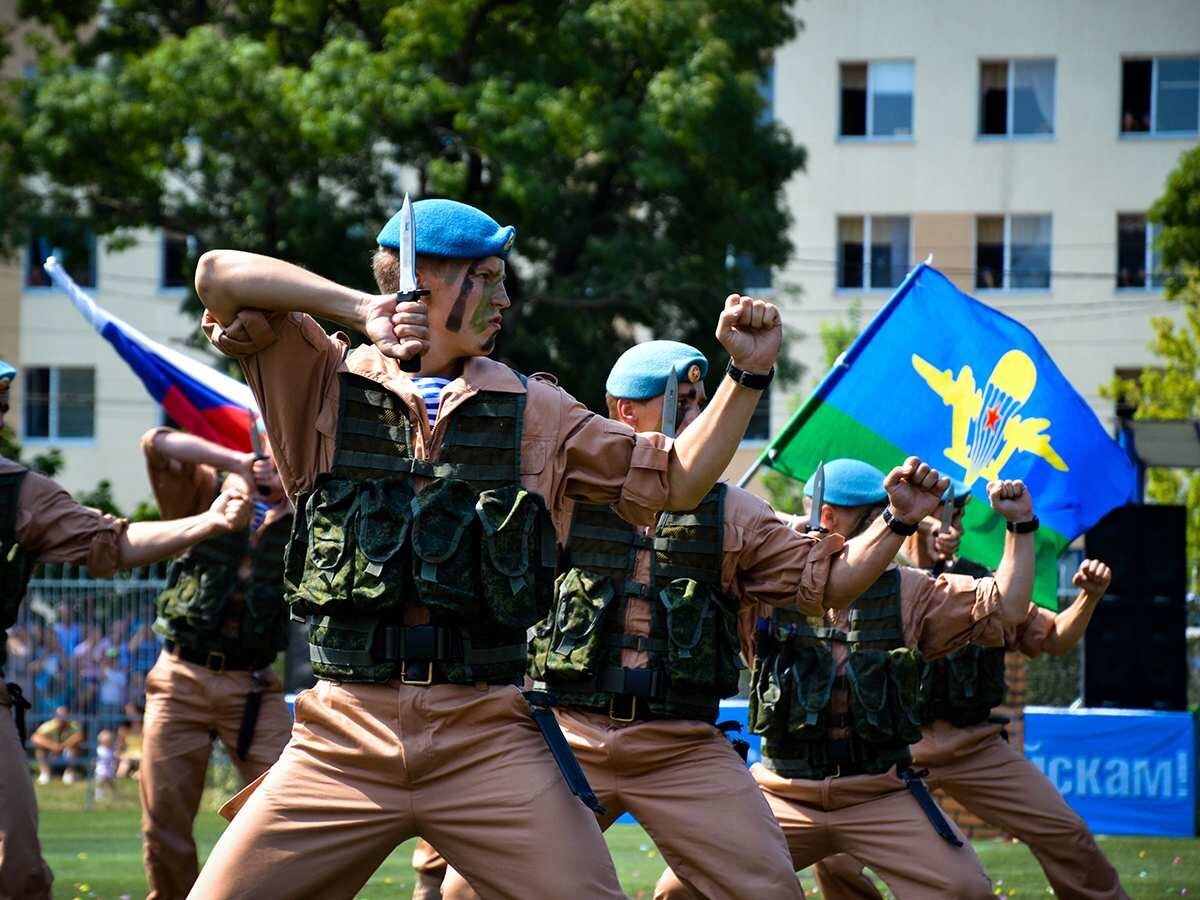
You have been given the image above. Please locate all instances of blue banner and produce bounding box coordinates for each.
[1024,706,1196,837]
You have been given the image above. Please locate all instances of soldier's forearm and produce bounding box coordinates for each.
[149,429,245,473]
[196,250,369,332]
[117,513,227,569]
[824,517,905,609]
[993,531,1035,625]
[666,375,764,509]
[1048,590,1102,655]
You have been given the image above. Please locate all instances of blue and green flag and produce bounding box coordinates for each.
[755,264,1137,609]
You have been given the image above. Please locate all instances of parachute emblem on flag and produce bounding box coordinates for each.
[911,349,1069,488]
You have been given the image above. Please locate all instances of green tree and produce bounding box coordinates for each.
[1,0,804,413]
[1106,144,1200,589]
[0,427,63,476]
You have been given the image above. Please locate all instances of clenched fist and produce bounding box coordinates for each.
[883,456,951,524]
[362,293,431,361]
[1072,558,1112,600]
[716,294,782,376]
[208,489,252,533]
[987,479,1034,524]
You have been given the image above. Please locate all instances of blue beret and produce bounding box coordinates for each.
[804,459,888,507]
[0,360,14,383]
[944,478,971,506]
[377,199,515,260]
[605,341,709,400]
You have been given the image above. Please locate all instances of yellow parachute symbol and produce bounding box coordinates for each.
[911,349,1068,488]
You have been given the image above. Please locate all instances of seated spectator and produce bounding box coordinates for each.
[94,729,119,801]
[31,706,85,785]
[117,702,144,779]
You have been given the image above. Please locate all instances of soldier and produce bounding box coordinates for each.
[655,459,1040,899]
[186,198,783,899]
[814,489,1127,900]
[138,427,296,899]
[439,342,951,900]
[0,361,252,900]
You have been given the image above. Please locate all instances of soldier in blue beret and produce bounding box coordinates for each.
[656,461,1049,899]
[189,202,796,898]
[437,341,953,900]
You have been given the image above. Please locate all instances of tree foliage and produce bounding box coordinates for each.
[1,0,804,412]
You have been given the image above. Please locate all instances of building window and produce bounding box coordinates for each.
[162,230,192,289]
[22,367,96,440]
[745,384,771,442]
[839,61,914,138]
[979,59,1056,136]
[975,215,1052,290]
[837,216,910,290]
[25,228,97,288]
[1116,214,1164,290]
[1122,57,1200,135]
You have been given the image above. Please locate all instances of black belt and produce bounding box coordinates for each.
[166,642,257,672]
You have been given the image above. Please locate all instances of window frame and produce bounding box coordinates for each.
[160,229,192,292]
[835,214,914,292]
[1121,55,1200,138]
[974,214,1053,293]
[977,57,1057,140]
[21,366,97,445]
[23,229,99,291]
[1115,213,1164,292]
[837,59,916,142]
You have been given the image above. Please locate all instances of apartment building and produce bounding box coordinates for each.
[753,0,1200,475]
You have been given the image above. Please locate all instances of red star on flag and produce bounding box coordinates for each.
[984,405,1001,431]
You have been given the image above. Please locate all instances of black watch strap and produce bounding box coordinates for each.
[1006,516,1040,534]
[882,506,918,536]
[725,360,774,390]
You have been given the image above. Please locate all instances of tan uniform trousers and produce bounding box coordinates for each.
[441,708,802,900]
[140,650,292,900]
[655,762,993,900]
[813,723,1128,900]
[186,679,625,900]
[0,687,52,900]
[411,838,447,900]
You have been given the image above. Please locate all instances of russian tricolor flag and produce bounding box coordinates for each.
[43,256,260,452]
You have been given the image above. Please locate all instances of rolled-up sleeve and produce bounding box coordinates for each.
[140,428,217,520]
[15,472,128,578]
[901,567,1005,659]
[203,309,347,495]
[1007,604,1058,658]
[725,488,846,616]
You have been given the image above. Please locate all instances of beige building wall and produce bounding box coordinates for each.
[768,0,1200,470]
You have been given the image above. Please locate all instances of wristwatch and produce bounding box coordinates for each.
[725,360,774,390]
[1006,516,1040,534]
[881,506,918,536]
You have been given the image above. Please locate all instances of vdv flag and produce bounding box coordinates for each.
[43,256,259,452]
[752,264,1137,609]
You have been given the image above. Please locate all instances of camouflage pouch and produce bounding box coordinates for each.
[538,568,615,681]
[351,479,413,611]
[296,478,361,610]
[887,647,925,745]
[409,479,481,620]
[659,578,737,694]
[945,646,981,707]
[748,652,792,738]
[786,642,836,739]
[476,485,544,629]
[845,649,893,743]
[975,646,1008,709]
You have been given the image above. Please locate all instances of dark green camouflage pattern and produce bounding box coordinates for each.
[920,643,1007,726]
[0,468,33,672]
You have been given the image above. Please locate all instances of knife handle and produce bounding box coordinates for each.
[396,288,431,373]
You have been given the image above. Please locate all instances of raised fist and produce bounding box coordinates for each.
[987,479,1034,524]
[209,489,252,533]
[1072,558,1112,600]
[716,294,782,376]
[883,456,951,524]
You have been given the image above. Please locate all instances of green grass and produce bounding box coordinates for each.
[33,783,1200,899]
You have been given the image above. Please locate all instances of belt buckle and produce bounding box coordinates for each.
[400,660,434,686]
[608,694,637,723]
[205,651,226,673]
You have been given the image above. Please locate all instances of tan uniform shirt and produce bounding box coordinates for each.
[1004,603,1059,657]
[2,457,127,577]
[603,485,846,668]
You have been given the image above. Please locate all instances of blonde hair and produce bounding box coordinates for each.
[371,247,468,293]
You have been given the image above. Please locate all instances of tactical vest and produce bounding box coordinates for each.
[285,371,556,684]
[747,569,924,779]
[919,558,1005,727]
[0,468,34,673]
[528,485,740,723]
[153,509,293,670]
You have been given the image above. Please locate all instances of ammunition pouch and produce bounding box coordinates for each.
[660,578,740,698]
[920,644,1007,727]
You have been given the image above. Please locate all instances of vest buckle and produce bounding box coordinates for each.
[400,660,434,686]
[205,651,226,673]
[608,693,638,723]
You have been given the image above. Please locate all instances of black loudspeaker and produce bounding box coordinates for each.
[1082,504,1187,711]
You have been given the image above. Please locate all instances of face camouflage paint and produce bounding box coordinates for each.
[470,276,499,336]
[444,261,479,333]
